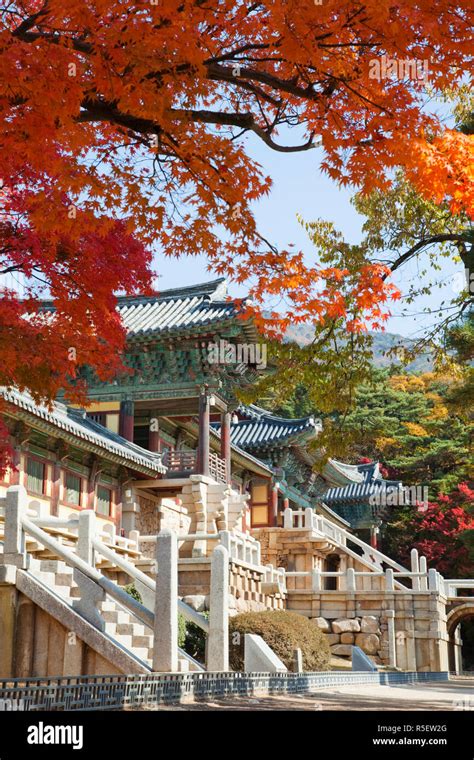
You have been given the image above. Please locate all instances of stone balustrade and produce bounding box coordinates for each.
[0,485,229,673]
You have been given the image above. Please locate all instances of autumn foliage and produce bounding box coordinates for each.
[0,1,472,424]
[392,484,474,578]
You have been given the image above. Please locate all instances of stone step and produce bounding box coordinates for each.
[128,647,151,662]
[102,609,131,625]
[115,622,147,637]
[131,635,153,648]
[54,573,75,587]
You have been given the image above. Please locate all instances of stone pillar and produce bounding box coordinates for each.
[270,486,278,527]
[0,578,16,681]
[149,412,160,453]
[153,529,178,672]
[411,548,420,591]
[77,510,97,566]
[386,610,397,668]
[2,485,28,567]
[197,393,210,477]
[207,544,229,671]
[121,488,139,534]
[220,411,231,484]
[13,595,35,678]
[119,399,135,442]
[419,555,428,591]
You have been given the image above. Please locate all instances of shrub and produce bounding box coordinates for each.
[123,583,142,603]
[229,610,330,672]
[178,614,187,649]
[182,613,209,663]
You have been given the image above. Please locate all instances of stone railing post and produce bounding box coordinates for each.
[304,507,314,530]
[283,507,293,529]
[153,529,178,672]
[219,529,231,558]
[311,568,321,592]
[428,568,439,592]
[419,556,428,591]
[2,485,28,567]
[410,548,420,591]
[129,529,140,552]
[346,567,356,592]
[385,568,394,592]
[207,544,229,671]
[77,510,97,566]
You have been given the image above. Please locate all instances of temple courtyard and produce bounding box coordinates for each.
[139,677,474,711]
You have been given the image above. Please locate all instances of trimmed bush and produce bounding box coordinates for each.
[229,610,330,672]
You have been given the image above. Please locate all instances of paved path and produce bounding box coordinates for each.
[150,678,474,711]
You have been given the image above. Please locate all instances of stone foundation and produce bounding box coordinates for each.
[0,585,122,679]
[298,591,450,672]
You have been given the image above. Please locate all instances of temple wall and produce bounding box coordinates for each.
[287,590,449,672]
[0,586,122,679]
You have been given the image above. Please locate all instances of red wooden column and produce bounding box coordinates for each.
[270,485,279,527]
[51,461,61,517]
[197,392,210,477]
[149,411,160,452]
[119,399,134,442]
[370,525,379,549]
[220,411,231,484]
[9,438,21,485]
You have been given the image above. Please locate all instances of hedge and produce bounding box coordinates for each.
[229,610,330,672]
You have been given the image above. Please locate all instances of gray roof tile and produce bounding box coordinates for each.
[215,404,321,450]
[1,388,166,475]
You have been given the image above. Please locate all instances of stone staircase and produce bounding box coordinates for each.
[26,556,199,671]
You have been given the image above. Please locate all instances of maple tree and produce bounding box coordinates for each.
[0,0,473,466]
[384,483,474,578]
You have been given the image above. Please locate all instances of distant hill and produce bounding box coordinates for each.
[284,324,433,373]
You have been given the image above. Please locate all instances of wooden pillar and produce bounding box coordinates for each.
[220,411,231,484]
[51,461,61,517]
[119,399,134,442]
[87,458,98,511]
[197,393,210,477]
[9,440,20,485]
[270,485,279,527]
[149,411,160,453]
[370,525,379,549]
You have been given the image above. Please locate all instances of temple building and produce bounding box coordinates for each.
[2,278,400,542]
[0,277,462,680]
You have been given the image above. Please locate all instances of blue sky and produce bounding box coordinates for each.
[153,133,459,339]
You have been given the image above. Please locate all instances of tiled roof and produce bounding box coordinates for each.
[220,404,321,450]
[1,388,166,476]
[323,480,402,505]
[116,278,240,336]
[322,459,364,486]
[39,279,256,339]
